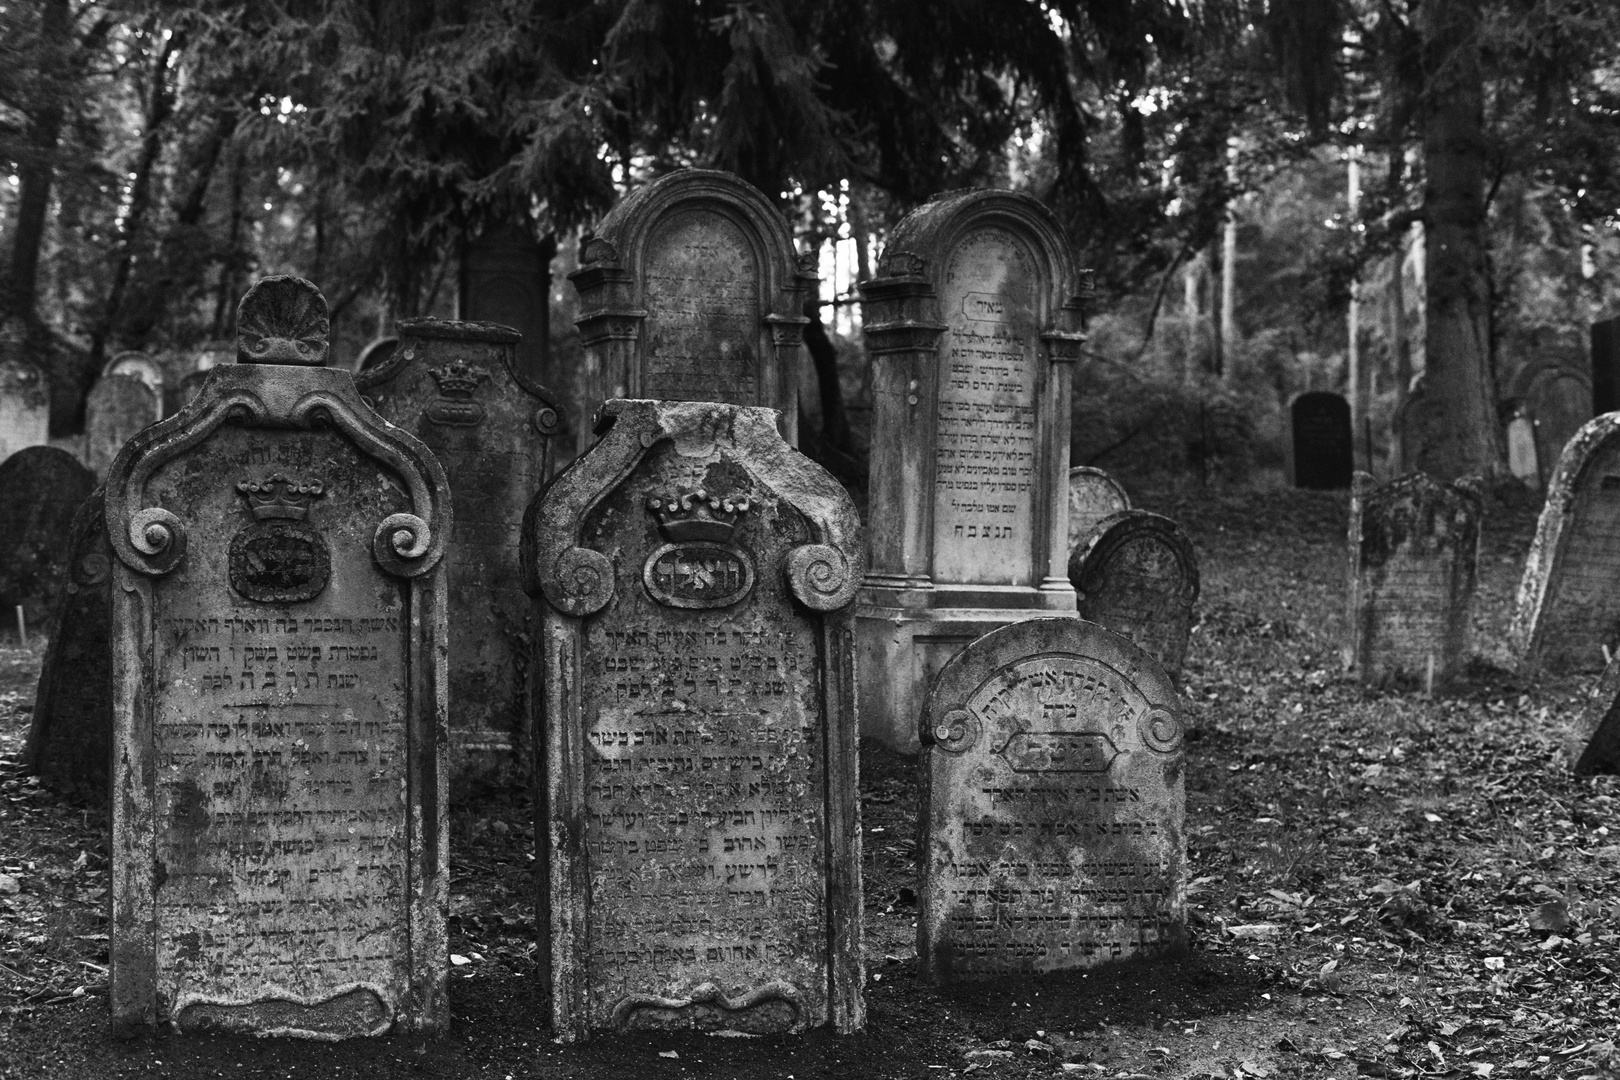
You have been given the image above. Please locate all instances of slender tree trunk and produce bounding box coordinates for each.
[212,150,247,338]
[4,0,72,324]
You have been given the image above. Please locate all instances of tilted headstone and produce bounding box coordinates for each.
[1345,472,1482,688]
[356,317,564,789]
[0,340,49,464]
[461,224,554,386]
[1067,466,1130,552]
[85,373,162,478]
[523,399,865,1041]
[569,168,816,455]
[106,277,451,1036]
[1069,510,1200,682]
[1291,391,1353,489]
[1593,317,1620,415]
[104,350,166,397]
[918,618,1186,983]
[0,446,95,630]
[855,189,1088,753]
[1513,412,1620,674]
[1569,655,1620,774]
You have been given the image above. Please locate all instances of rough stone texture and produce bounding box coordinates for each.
[1345,472,1482,689]
[523,399,864,1042]
[918,617,1186,984]
[26,487,113,799]
[0,446,95,630]
[568,169,816,455]
[1292,392,1353,489]
[1067,467,1130,553]
[1069,510,1199,683]
[356,336,399,373]
[86,373,162,478]
[0,348,49,465]
[855,189,1088,753]
[106,276,450,1037]
[1568,655,1620,774]
[461,225,553,387]
[357,317,563,790]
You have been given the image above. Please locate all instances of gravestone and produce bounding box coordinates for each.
[918,617,1186,983]
[1068,510,1200,682]
[1345,472,1482,688]
[1504,403,1541,488]
[356,336,398,373]
[356,317,563,788]
[1569,655,1620,774]
[569,168,816,455]
[106,277,451,1036]
[524,399,865,1041]
[26,488,112,799]
[461,225,553,385]
[1513,412,1620,675]
[0,447,95,631]
[1594,317,1620,415]
[167,343,233,416]
[855,189,1088,753]
[0,342,49,464]
[1067,466,1130,552]
[1291,391,1353,489]
[104,350,166,397]
[86,373,162,477]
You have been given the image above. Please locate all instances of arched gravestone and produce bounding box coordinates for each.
[168,343,232,416]
[918,618,1186,984]
[1291,391,1353,489]
[1502,401,1541,488]
[1593,317,1620,415]
[568,169,817,455]
[0,341,49,464]
[105,277,451,1037]
[855,189,1088,753]
[523,399,865,1041]
[104,350,165,397]
[356,317,564,789]
[1345,472,1482,689]
[1069,510,1200,682]
[26,487,112,799]
[461,224,553,386]
[1067,466,1130,553]
[85,373,162,478]
[356,335,399,373]
[0,446,95,630]
[1519,362,1592,485]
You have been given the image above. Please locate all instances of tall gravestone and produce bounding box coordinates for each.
[524,399,865,1041]
[104,350,166,398]
[0,447,95,631]
[569,169,816,455]
[1345,472,1482,688]
[106,277,451,1036]
[1068,466,1130,552]
[1292,391,1353,489]
[461,225,554,386]
[0,339,49,464]
[856,189,1087,753]
[86,373,162,478]
[1593,317,1620,416]
[1069,510,1200,682]
[918,618,1186,983]
[357,317,564,788]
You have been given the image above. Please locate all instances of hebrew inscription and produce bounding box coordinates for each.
[643,210,761,402]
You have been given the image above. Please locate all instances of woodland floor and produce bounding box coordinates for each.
[1,483,1619,1079]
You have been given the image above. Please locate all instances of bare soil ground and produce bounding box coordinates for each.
[1,484,1618,1079]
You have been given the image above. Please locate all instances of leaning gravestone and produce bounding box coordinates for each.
[0,339,49,464]
[0,446,95,632]
[357,317,564,788]
[1069,510,1200,682]
[569,168,816,454]
[918,618,1186,983]
[524,399,865,1041]
[856,189,1088,752]
[1345,472,1482,688]
[1292,391,1353,489]
[1068,466,1130,552]
[85,373,162,477]
[105,277,451,1036]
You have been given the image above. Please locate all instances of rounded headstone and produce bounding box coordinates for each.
[1067,466,1130,553]
[0,447,96,629]
[1291,391,1353,489]
[1069,510,1200,681]
[85,373,162,477]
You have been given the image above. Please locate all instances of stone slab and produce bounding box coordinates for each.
[1068,467,1130,552]
[460,225,553,386]
[86,373,162,478]
[1291,391,1352,489]
[0,350,49,464]
[1069,510,1199,683]
[0,446,95,630]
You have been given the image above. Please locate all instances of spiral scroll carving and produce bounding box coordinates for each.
[127,508,186,574]
[547,546,615,616]
[785,543,857,612]
[372,512,433,577]
[931,708,979,754]
[533,407,561,437]
[1139,706,1184,753]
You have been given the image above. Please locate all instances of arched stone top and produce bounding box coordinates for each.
[1068,509,1201,607]
[103,351,165,393]
[1509,357,1590,402]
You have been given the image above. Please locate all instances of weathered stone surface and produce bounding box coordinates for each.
[918,617,1186,984]
[1513,412,1620,674]
[569,169,816,455]
[104,351,166,396]
[164,344,232,417]
[1345,472,1482,688]
[1510,359,1591,485]
[1067,467,1130,553]
[461,225,553,386]
[855,189,1087,753]
[1069,510,1199,682]
[1291,391,1352,489]
[356,336,399,373]
[0,334,49,464]
[0,446,95,630]
[1504,403,1540,489]
[1567,655,1620,774]
[86,373,162,478]
[357,317,563,790]
[26,487,113,799]
[106,276,450,1037]
[523,399,864,1041]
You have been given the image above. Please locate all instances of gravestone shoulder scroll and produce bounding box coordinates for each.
[1291,391,1353,489]
[918,617,1186,984]
[357,316,564,790]
[0,446,95,631]
[1069,510,1200,683]
[106,276,451,1037]
[523,398,865,1042]
[86,373,162,478]
[1067,467,1131,555]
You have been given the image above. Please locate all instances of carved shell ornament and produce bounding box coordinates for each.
[236,276,330,366]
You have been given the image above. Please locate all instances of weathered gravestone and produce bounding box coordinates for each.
[0,335,49,464]
[1511,358,1592,485]
[1565,654,1620,774]
[104,350,166,398]
[106,277,451,1036]
[1512,412,1620,675]
[0,446,95,632]
[569,169,816,455]
[461,224,554,385]
[1503,402,1541,488]
[1345,472,1482,688]
[86,373,162,478]
[357,317,564,789]
[356,336,399,374]
[1068,510,1200,683]
[918,617,1186,983]
[167,343,232,417]
[1292,391,1353,489]
[523,399,865,1041]
[1067,466,1130,553]
[856,189,1087,753]
[1593,316,1620,415]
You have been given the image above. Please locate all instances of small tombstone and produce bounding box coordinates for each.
[26,488,113,799]
[461,225,554,385]
[1345,472,1482,689]
[1067,466,1130,552]
[918,618,1186,983]
[1569,655,1620,774]
[1504,403,1541,488]
[0,446,95,631]
[1525,364,1592,484]
[569,169,816,454]
[0,337,49,464]
[104,350,166,397]
[1069,511,1199,682]
[1594,317,1620,415]
[856,189,1088,753]
[1291,391,1353,489]
[356,317,564,788]
[106,277,451,1036]
[356,336,399,373]
[85,373,161,478]
[524,399,865,1041]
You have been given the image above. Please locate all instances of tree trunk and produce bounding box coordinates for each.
[212,149,248,338]
[3,0,72,324]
